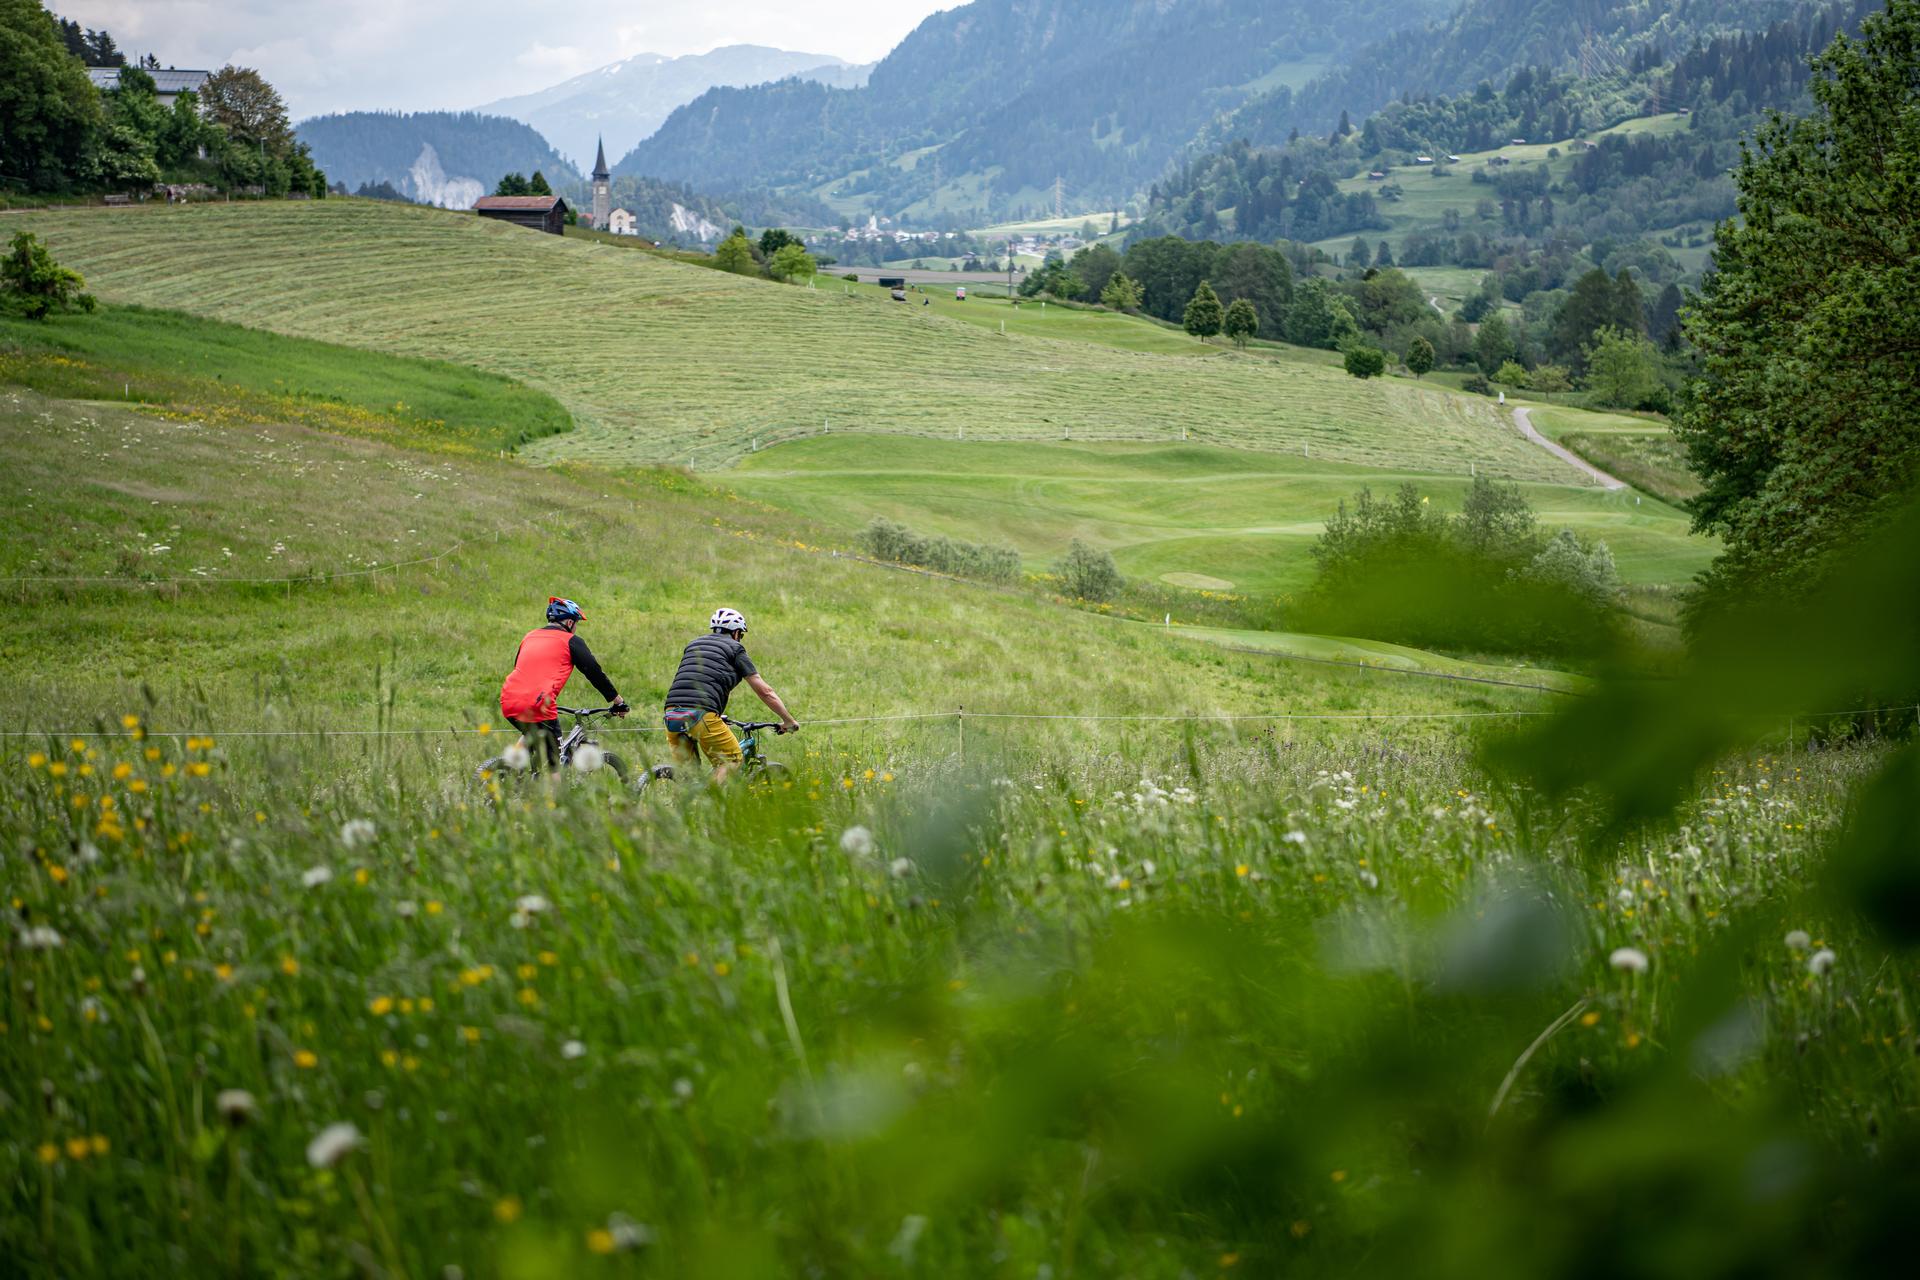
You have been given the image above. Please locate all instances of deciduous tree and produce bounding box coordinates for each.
[1223,297,1259,348]
[1343,344,1386,379]
[1405,335,1435,378]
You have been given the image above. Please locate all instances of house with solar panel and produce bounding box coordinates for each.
[86,66,211,108]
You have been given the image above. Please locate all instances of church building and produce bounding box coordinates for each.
[591,138,611,230]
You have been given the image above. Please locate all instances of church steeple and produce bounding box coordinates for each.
[590,135,611,229]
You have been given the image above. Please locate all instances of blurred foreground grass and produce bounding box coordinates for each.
[6,718,1915,1277]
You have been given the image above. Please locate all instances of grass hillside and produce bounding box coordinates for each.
[1315,112,1696,258]
[0,201,1577,479]
[728,435,1715,595]
[0,386,1549,736]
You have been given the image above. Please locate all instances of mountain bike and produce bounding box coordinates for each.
[475,705,631,788]
[637,716,792,792]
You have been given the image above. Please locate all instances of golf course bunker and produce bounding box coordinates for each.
[1161,571,1235,590]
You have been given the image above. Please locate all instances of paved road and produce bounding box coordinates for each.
[1512,406,1627,489]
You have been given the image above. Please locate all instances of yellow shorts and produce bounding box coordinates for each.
[666,711,741,766]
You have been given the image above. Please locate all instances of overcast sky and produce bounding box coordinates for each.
[53,0,959,119]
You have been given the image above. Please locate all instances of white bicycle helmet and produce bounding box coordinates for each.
[710,607,747,634]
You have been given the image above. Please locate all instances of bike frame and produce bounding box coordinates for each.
[553,705,618,763]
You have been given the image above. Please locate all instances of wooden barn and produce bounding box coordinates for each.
[473,195,569,236]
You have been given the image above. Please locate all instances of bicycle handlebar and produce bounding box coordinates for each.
[555,705,623,718]
[724,717,789,733]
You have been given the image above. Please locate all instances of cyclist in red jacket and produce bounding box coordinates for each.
[499,597,627,768]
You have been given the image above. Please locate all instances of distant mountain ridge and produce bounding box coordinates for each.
[472,44,871,171]
[296,112,578,208]
[617,0,1450,221]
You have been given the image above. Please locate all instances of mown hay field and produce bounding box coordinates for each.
[727,435,1715,595]
[0,200,1580,478]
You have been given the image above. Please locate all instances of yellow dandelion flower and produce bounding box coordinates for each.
[516,964,537,981]
[517,987,539,1007]
[112,762,133,781]
[354,867,369,887]
[369,996,395,1017]
[144,747,161,761]
[215,963,235,982]
[294,1049,318,1069]
[537,951,558,967]
[187,762,211,779]
[48,761,68,778]
[713,962,730,977]
[418,997,434,1013]
[47,865,67,885]
[90,1135,109,1156]
[1331,1169,1347,1183]
[66,1137,91,1160]
[37,1142,58,1165]
[129,779,148,794]
[402,1055,419,1072]
[426,901,443,916]
[398,998,415,1015]
[493,1195,522,1224]
[122,714,140,730]
[280,956,300,977]
[28,752,47,769]
[1235,864,1249,877]
[69,738,87,753]
[1220,1252,1241,1268]
[586,1229,616,1255]
[381,1049,399,1068]
[1580,1010,1602,1027]
[462,1025,481,1043]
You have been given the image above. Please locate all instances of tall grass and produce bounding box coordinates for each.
[3,714,1905,1277]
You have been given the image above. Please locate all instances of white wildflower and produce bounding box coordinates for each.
[605,1215,652,1251]
[217,1089,257,1125]
[571,743,605,773]
[77,842,101,865]
[1609,947,1649,973]
[561,1040,586,1060]
[1282,830,1308,846]
[1784,930,1811,951]
[301,865,333,888]
[1105,872,1126,890]
[515,895,552,915]
[339,819,377,849]
[1358,869,1380,890]
[501,740,532,771]
[1140,859,1156,878]
[839,826,876,859]
[18,925,63,950]
[305,1121,362,1168]
[889,857,914,879]
[672,1077,694,1100]
[1807,948,1837,976]
[396,900,418,919]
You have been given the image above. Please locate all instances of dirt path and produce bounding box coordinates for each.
[1512,406,1627,489]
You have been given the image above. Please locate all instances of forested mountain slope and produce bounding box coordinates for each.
[616,0,1447,219]
[297,112,577,207]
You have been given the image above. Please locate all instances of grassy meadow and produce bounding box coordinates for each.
[0,201,1577,479]
[1309,112,1696,259]
[726,435,1715,596]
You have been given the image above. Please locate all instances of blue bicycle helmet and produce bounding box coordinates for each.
[546,597,584,624]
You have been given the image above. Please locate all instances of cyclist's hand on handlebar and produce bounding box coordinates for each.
[779,718,800,735]
[611,696,630,718]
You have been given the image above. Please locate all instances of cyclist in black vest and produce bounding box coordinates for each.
[662,608,799,783]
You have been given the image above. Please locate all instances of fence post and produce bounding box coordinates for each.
[957,705,965,764]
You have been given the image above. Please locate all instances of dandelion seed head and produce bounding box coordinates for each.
[1609,947,1649,973]
[1784,929,1811,950]
[304,1121,362,1168]
[501,740,532,771]
[1808,948,1837,976]
[839,825,876,859]
[571,744,605,774]
[339,819,377,849]
[301,865,333,888]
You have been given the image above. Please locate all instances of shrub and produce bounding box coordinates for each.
[1495,360,1530,388]
[1530,364,1572,393]
[1295,478,1623,658]
[858,517,1021,584]
[1,232,95,321]
[1462,373,1494,395]
[1054,539,1124,602]
[1342,345,1386,379]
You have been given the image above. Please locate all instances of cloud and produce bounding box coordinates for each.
[53,0,959,119]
